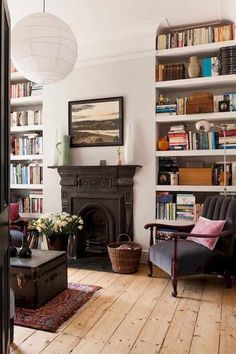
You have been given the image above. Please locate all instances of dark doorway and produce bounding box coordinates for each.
[0,1,10,352]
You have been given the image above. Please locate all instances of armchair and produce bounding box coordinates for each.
[9,203,27,247]
[145,195,236,297]
[9,203,28,247]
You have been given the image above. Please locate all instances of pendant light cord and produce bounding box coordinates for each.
[43,0,46,12]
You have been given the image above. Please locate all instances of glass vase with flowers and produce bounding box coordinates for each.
[32,212,83,251]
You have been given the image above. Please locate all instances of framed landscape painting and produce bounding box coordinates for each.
[68,97,123,147]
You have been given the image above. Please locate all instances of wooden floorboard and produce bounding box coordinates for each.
[10,267,236,354]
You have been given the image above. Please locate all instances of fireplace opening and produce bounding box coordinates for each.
[77,205,114,258]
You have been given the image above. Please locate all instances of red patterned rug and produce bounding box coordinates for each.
[14,283,102,332]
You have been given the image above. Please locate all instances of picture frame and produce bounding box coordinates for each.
[219,100,230,112]
[68,97,123,147]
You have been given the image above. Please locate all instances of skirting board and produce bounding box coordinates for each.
[140,250,148,264]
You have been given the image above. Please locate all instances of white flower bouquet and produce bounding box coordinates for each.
[32,212,83,237]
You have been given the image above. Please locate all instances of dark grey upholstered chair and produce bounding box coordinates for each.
[145,195,236,297]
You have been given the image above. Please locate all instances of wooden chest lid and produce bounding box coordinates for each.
[10,249,66,268]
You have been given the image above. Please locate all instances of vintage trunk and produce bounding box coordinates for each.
[10,249,67,308]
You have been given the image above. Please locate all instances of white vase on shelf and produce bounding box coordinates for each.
[124,123,134,165]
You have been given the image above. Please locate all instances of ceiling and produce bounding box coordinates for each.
[7,0,236,63]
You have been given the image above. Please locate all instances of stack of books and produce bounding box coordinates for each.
[10,109,43,127]
[213,162,232,185]
[18,191,43,214]
[10,162,43,185]
[219,46,236,75]
[10,82,33,98]
[156,104,177,115]
[219,123,236,149]
[156,193,176,220]
[201,57,219,77]
[11,133,43,155]
[168,125,189,150]
[176,194,195,221]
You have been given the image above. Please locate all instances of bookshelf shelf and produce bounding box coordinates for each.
[156,149,236,157]
[10,71,28,83]
[156,112,236,123]
[10,154,43,161]
[156,74,236,91]
[10,184,43,190]
[155,23,236,223]
[156,185,236,192]
[11,125,43,133]
[11,95,42,108]
[156,40,236,58]
[10,68,44,215]
[19,212,42,219]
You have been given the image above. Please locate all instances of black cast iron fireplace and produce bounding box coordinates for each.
[54,165,140,258]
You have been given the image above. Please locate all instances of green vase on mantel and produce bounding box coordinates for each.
[56,135,71,166]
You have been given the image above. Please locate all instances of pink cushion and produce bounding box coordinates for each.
[187,216,226,250]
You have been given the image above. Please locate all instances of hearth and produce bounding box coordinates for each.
[53,165,140,258]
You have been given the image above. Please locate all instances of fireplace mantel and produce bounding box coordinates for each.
[50,165,141,242]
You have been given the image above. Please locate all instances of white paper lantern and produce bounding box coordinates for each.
[11,12,78,85]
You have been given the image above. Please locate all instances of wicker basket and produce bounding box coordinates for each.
[107,234,142,274]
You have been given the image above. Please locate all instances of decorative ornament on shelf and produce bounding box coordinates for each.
[186,56,201,78]
[195,120,228,195]
[117,147,122,165]
[158,136,169,151]
[11,0,78,85]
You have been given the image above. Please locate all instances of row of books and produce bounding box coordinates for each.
[156,63,185,81]
[10,82,33,98]
[157,23,235,50]
[156,193,203,221]
[156,93,236,115]
[156,57,223,82]
[167,128,219,151]
[17,191,43,214]
[11,110,42,127]
[10,163,43,185]
[10,82,43,98]
[11,134,43,156]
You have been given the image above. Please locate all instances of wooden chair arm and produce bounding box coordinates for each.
[144,223,194,231]
[14,219,28,228]
[170,228,234,239]
[144,222,195,247]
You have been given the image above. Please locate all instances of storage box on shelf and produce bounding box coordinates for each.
[155,21,236,223]
[10,67,44,217]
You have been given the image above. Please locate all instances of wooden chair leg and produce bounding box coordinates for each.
[223,270,232,288]
[171,275,178,297]
[171,256,178,297]
[148,260,153,277]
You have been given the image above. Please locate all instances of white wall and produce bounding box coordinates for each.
[43,56,156,254]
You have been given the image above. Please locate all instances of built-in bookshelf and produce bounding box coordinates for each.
[155,21,236,223]
[10,67,43,217]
